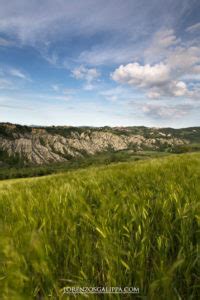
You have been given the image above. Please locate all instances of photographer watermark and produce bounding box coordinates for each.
[63,286,139,294]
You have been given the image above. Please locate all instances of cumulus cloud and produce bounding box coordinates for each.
[147,90,161,99]
[111,62,192,99]
[72,65,100,81]
[112,27,200,100]
[171,81,187,97]
[72,65,100,90]
[112,63,170,87]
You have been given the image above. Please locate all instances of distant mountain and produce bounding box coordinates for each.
[0,122,200,166]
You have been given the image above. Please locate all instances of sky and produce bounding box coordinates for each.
[0,0,200,127]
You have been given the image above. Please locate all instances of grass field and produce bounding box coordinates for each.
[0,149,170,180]
[0,153,200,299]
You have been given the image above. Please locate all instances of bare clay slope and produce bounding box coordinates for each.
[0,123,197,165]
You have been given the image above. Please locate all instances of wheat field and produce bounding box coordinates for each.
[0,153,199,299]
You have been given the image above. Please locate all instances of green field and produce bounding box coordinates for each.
[0,153,199,299]
[0,149,171,180]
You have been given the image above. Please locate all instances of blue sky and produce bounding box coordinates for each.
[0,0,200,127]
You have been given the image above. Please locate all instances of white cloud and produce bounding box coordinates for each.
[78,45,139,66]
[112,26,200,100]
[42,52,59,66]
[147,90,162,99]
[112,61,194,99]
[112,63,170,88]
[167,46,200,75]
[144,29,200,79]
[0,0,192,69]
[186,22,200,33]
[171,81,187,97]
[9,68,27,80]
[154,29,179,48]
[146,80,189,99]
[142,104,193,119]
[72,65,100,81]
[144,29,180,63]
[0,1,142,46]
[0,67,30,91]
[146,28,200,83]
[72,65,100,90]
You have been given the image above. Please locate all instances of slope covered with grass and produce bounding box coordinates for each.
[0,153,199,299]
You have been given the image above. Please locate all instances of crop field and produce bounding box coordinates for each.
[0,153,199,299]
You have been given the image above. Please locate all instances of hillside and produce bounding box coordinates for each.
[0,153,199,299]
[0,122,200,167]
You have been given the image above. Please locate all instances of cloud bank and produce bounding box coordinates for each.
[112,28,200,100]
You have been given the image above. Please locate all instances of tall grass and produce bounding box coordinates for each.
[0,153,199,299]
